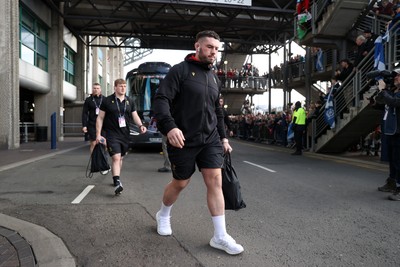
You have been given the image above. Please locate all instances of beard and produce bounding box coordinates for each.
[198,50,215,65]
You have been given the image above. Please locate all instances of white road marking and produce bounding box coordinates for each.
[243,161,276,173]
[71,185,95,204]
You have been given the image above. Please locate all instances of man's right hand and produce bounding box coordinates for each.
[82,127,87,133]
[167,128,185,148]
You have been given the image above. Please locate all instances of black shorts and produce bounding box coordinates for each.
[107,138,129,157]
[167,139,224,180]
[87,126,96,141]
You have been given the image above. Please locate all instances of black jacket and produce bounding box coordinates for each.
[82,95,105,128]
[154,54,226,147]
[375,89,400,135]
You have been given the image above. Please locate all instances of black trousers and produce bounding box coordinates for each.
[294,125,306,152]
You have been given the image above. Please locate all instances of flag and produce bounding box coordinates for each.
[324,89,335,129]
[287,122,294,141]
[316,49,324,72]
[374,36,385,71]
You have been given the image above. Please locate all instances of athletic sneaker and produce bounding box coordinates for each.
[114,180,123,195]
[378,178,397,193]
[156,211,172,236]
[100,168,111,175]
[388,187,400,201]
[209,234,244,255]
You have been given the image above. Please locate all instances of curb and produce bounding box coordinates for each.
[0,214,75,267]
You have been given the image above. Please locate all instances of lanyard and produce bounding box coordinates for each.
[92,96,102,109]
[115,95,127,117]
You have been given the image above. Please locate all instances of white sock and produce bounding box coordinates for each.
[212,215,227,239]
[159,202,172,217]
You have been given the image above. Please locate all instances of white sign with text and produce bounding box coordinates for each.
[185,0,252,7]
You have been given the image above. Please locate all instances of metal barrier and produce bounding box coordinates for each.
[19,122,38,143]
[62,123,83,137]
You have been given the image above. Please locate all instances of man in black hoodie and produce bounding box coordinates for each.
[153,30,244,255]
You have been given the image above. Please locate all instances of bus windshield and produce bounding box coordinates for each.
[126,62,171,124]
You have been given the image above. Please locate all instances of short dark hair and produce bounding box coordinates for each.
[195,30,220,42]
[340,59,350,64]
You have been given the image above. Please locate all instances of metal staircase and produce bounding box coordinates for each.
[296,1,400,153]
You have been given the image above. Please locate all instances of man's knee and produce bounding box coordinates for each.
[170,178,190,191]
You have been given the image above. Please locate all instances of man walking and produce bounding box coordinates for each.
[153,30,244,255]
[82,83,105,153]
[96,79,146,195]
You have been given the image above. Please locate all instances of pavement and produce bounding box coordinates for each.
[0,137,387,267]
[0,137,87,267]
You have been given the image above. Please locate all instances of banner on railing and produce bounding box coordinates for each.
[324,90,335,129]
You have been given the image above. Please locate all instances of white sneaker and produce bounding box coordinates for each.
[156,211,172,236]
[209,234,244,255]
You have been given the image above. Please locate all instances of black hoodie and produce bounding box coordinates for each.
[154,53,226,147]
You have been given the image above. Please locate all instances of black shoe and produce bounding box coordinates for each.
[158,167,171,173]
[291,151,302,155]
[114,180,123,195]
[113,177,119,187]
[388,187,400,201]
[378,178,396,193]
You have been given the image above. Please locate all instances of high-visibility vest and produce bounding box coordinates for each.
[293,107,306,125]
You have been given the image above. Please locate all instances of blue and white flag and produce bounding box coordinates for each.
[324,89,335,129]
[287,122,294,141]
[316,49,324,72]
[374,36,386,71]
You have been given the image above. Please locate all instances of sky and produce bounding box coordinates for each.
[123,43,306,110]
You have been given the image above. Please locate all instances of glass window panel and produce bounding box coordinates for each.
[68,62,74,74]
[20,26,35,49]
[21,10,34,31]
[20,45,35,65]
[98,48,103,61]
[36,55,47,71]
[63,58,68,70]
[36,24,47,41]
[36,38,47,57]
[69,50,74,60]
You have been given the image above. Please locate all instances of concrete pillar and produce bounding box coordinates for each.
[0,0,19,149]
[92,39,99,88]
[34,3,64,141]
[304,47,312,105]
[75,40,86,101]
[101,38,108,95]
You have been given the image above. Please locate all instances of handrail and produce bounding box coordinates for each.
[313,19,400,149]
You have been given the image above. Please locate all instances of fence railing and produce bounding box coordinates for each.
[19,122,38,143]
[62,123,83,137]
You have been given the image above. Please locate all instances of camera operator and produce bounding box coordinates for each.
[375,69,400,201]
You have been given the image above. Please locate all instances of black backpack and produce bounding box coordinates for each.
[85,144,111,178]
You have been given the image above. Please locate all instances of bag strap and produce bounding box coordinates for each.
[224,152,232,166]
[85,150,94,178]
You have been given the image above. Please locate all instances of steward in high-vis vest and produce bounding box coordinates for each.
[291,101,306,155]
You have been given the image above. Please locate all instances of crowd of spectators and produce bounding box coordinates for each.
[216,63,268,89]
[224,100,381,156]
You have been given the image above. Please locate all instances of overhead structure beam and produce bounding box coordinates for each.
[47,0,297,54]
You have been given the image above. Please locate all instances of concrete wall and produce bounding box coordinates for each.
[0,0,124,149]
[0,0,19,149]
